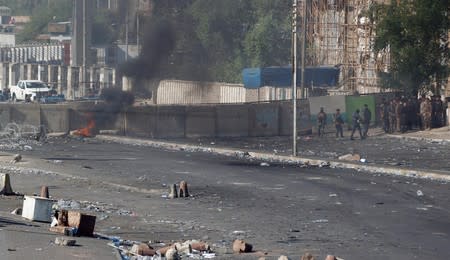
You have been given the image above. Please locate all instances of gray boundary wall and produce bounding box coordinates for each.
[0,101,312,138]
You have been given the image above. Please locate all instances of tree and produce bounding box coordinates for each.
[16,0,71,43]
[144,0,292,83]
[371,0,450,95]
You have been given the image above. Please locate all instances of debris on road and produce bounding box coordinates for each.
[417,190,424,196]
[40,185,49,198]
[338,154,361,162]
[49,210,96,237]
[130,243,156,256]
[301,252,315,260]
[0,173,14,195]
[169,184,178,199]
[54,237,76,246]
[10,207,22,215]
[179,181,190,197]
[260,162,270,167]
[232,239,253,253]
[11,154,22,163]
[22,195,56,222]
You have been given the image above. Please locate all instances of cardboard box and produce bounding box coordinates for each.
[68,211,96,236]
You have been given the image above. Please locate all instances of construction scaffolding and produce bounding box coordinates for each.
[299,0,390,94]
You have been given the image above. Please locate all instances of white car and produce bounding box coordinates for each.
[10,80,52,102]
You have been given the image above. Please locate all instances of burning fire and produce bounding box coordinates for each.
[73,118,96,137]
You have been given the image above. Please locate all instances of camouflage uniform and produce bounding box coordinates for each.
[420,98,432,130]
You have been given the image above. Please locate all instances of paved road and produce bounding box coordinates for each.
[2,136,448,260]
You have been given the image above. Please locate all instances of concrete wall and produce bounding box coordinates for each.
[216,104,249,137]
[309,95,347,124]
[0,101,313,138]
[248,103,279,137]
[156,106,186,138]
[185,106,216,138]
[279,100,312,136]
[124,106,157,137]
[40,104,69,132]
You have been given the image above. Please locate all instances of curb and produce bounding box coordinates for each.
[96,135,450,182]
[387,133,450,144]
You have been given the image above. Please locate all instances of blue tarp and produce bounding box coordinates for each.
[242,66,340,89]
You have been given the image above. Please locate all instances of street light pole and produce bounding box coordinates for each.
[300,0,307,99]
[292,0,298,156]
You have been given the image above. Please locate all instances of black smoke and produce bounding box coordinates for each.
[119,19,176,91]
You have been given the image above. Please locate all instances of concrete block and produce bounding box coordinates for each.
[232,239,252,253]
[0,173,14,195]
[216,105,249,137]
[40,185,49,198]
[179,181,189,197]
[67,211,96,236]
[185,106,216,137]
[301,252,315,260]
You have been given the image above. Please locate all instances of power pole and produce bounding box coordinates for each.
[292,0,298,156]
[300,0,307,99]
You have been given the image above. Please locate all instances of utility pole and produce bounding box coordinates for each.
[82,0,87,98]
[125,5,129,61]
[300,0,307,99]
[292,0,298,156]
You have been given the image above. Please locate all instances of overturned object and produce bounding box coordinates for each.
[0,173,14,195]
[232,239,253,253]
[22,195,56,222]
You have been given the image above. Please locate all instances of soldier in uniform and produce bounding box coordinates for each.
[420,96,432,130]
[317,107,327,137]
[333,108,344,138]
[350,109,363,140]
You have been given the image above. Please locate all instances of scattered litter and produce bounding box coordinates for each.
[54,237,76,246]
[359,158,367,163]
[260,162,270,167]
[338,154,360,162]
[416,190,424,196]
[11,154,22,163]
[301,252,315,260]
[329,194,338,197]
[10,208,22,215]
[232,230,246,235]
[312,219,328,223]
[232,239,253,253]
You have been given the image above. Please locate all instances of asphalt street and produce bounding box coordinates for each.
[0,136,448,259]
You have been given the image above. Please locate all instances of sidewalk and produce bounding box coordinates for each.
[97,126,450,182]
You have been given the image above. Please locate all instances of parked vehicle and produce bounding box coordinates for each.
[10,80,52,102]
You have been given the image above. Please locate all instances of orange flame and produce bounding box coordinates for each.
[74,118,96,137]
